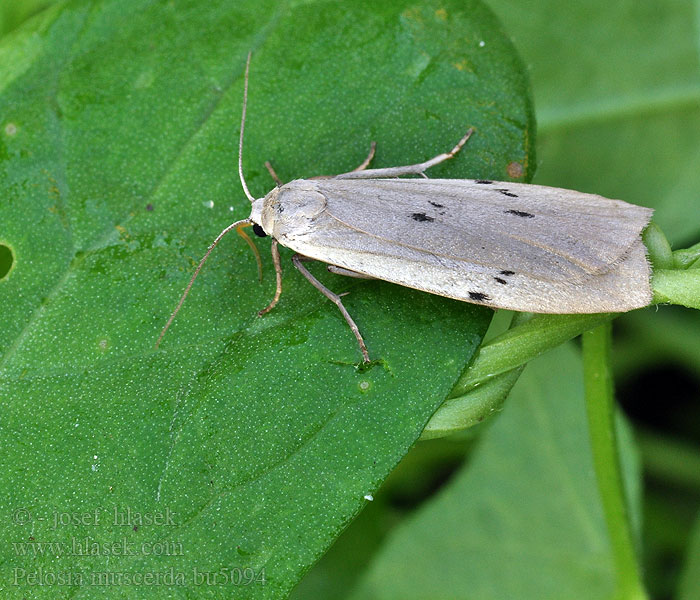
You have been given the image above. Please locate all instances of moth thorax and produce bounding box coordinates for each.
[262,181,327,239]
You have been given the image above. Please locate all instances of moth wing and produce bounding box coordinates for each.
[275,179,652,313]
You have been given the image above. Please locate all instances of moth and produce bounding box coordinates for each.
[157,54,652,363]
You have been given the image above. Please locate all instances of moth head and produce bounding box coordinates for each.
[249,196,266,232]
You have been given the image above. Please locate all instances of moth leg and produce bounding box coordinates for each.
[264,161,284,187]
[258,240,283,316]
[349,141,377,172]
[334,128,474,180]
[327,265,376,279]
[310,141,377,180]
[292,255,371,363]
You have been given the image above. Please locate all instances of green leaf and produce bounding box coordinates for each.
[0,0,532,597]
[0,0,55,37]
[348,343,643,600]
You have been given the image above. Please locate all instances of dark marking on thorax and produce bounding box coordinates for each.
[411,212,434,222]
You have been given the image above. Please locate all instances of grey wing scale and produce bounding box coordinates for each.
[320,179,650,279]
[275,178,652,313]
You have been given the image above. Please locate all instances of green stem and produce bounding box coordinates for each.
[423,313,613,439]
[582,323,647,600]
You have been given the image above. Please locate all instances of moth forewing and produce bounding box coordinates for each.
[261,178,652,314]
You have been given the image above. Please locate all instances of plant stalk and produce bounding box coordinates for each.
[582,323,648,600]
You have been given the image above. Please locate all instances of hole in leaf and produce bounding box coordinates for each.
[0,244,14,280]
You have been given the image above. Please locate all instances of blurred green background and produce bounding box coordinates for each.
[2,1,698,599]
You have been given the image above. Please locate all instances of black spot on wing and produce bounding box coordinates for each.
[469,291,491,302]
[500,270,515,276]
[505,209,534,218]
[494,277,507,285]
[411,212,434,222]
[497,188,518,198]
[475,179,493,184]
[429,201,445,208]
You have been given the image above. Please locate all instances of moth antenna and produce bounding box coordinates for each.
[156,218,252,348]
[238,51,255,204]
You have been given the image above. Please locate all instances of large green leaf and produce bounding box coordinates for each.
[0,0,532,597]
